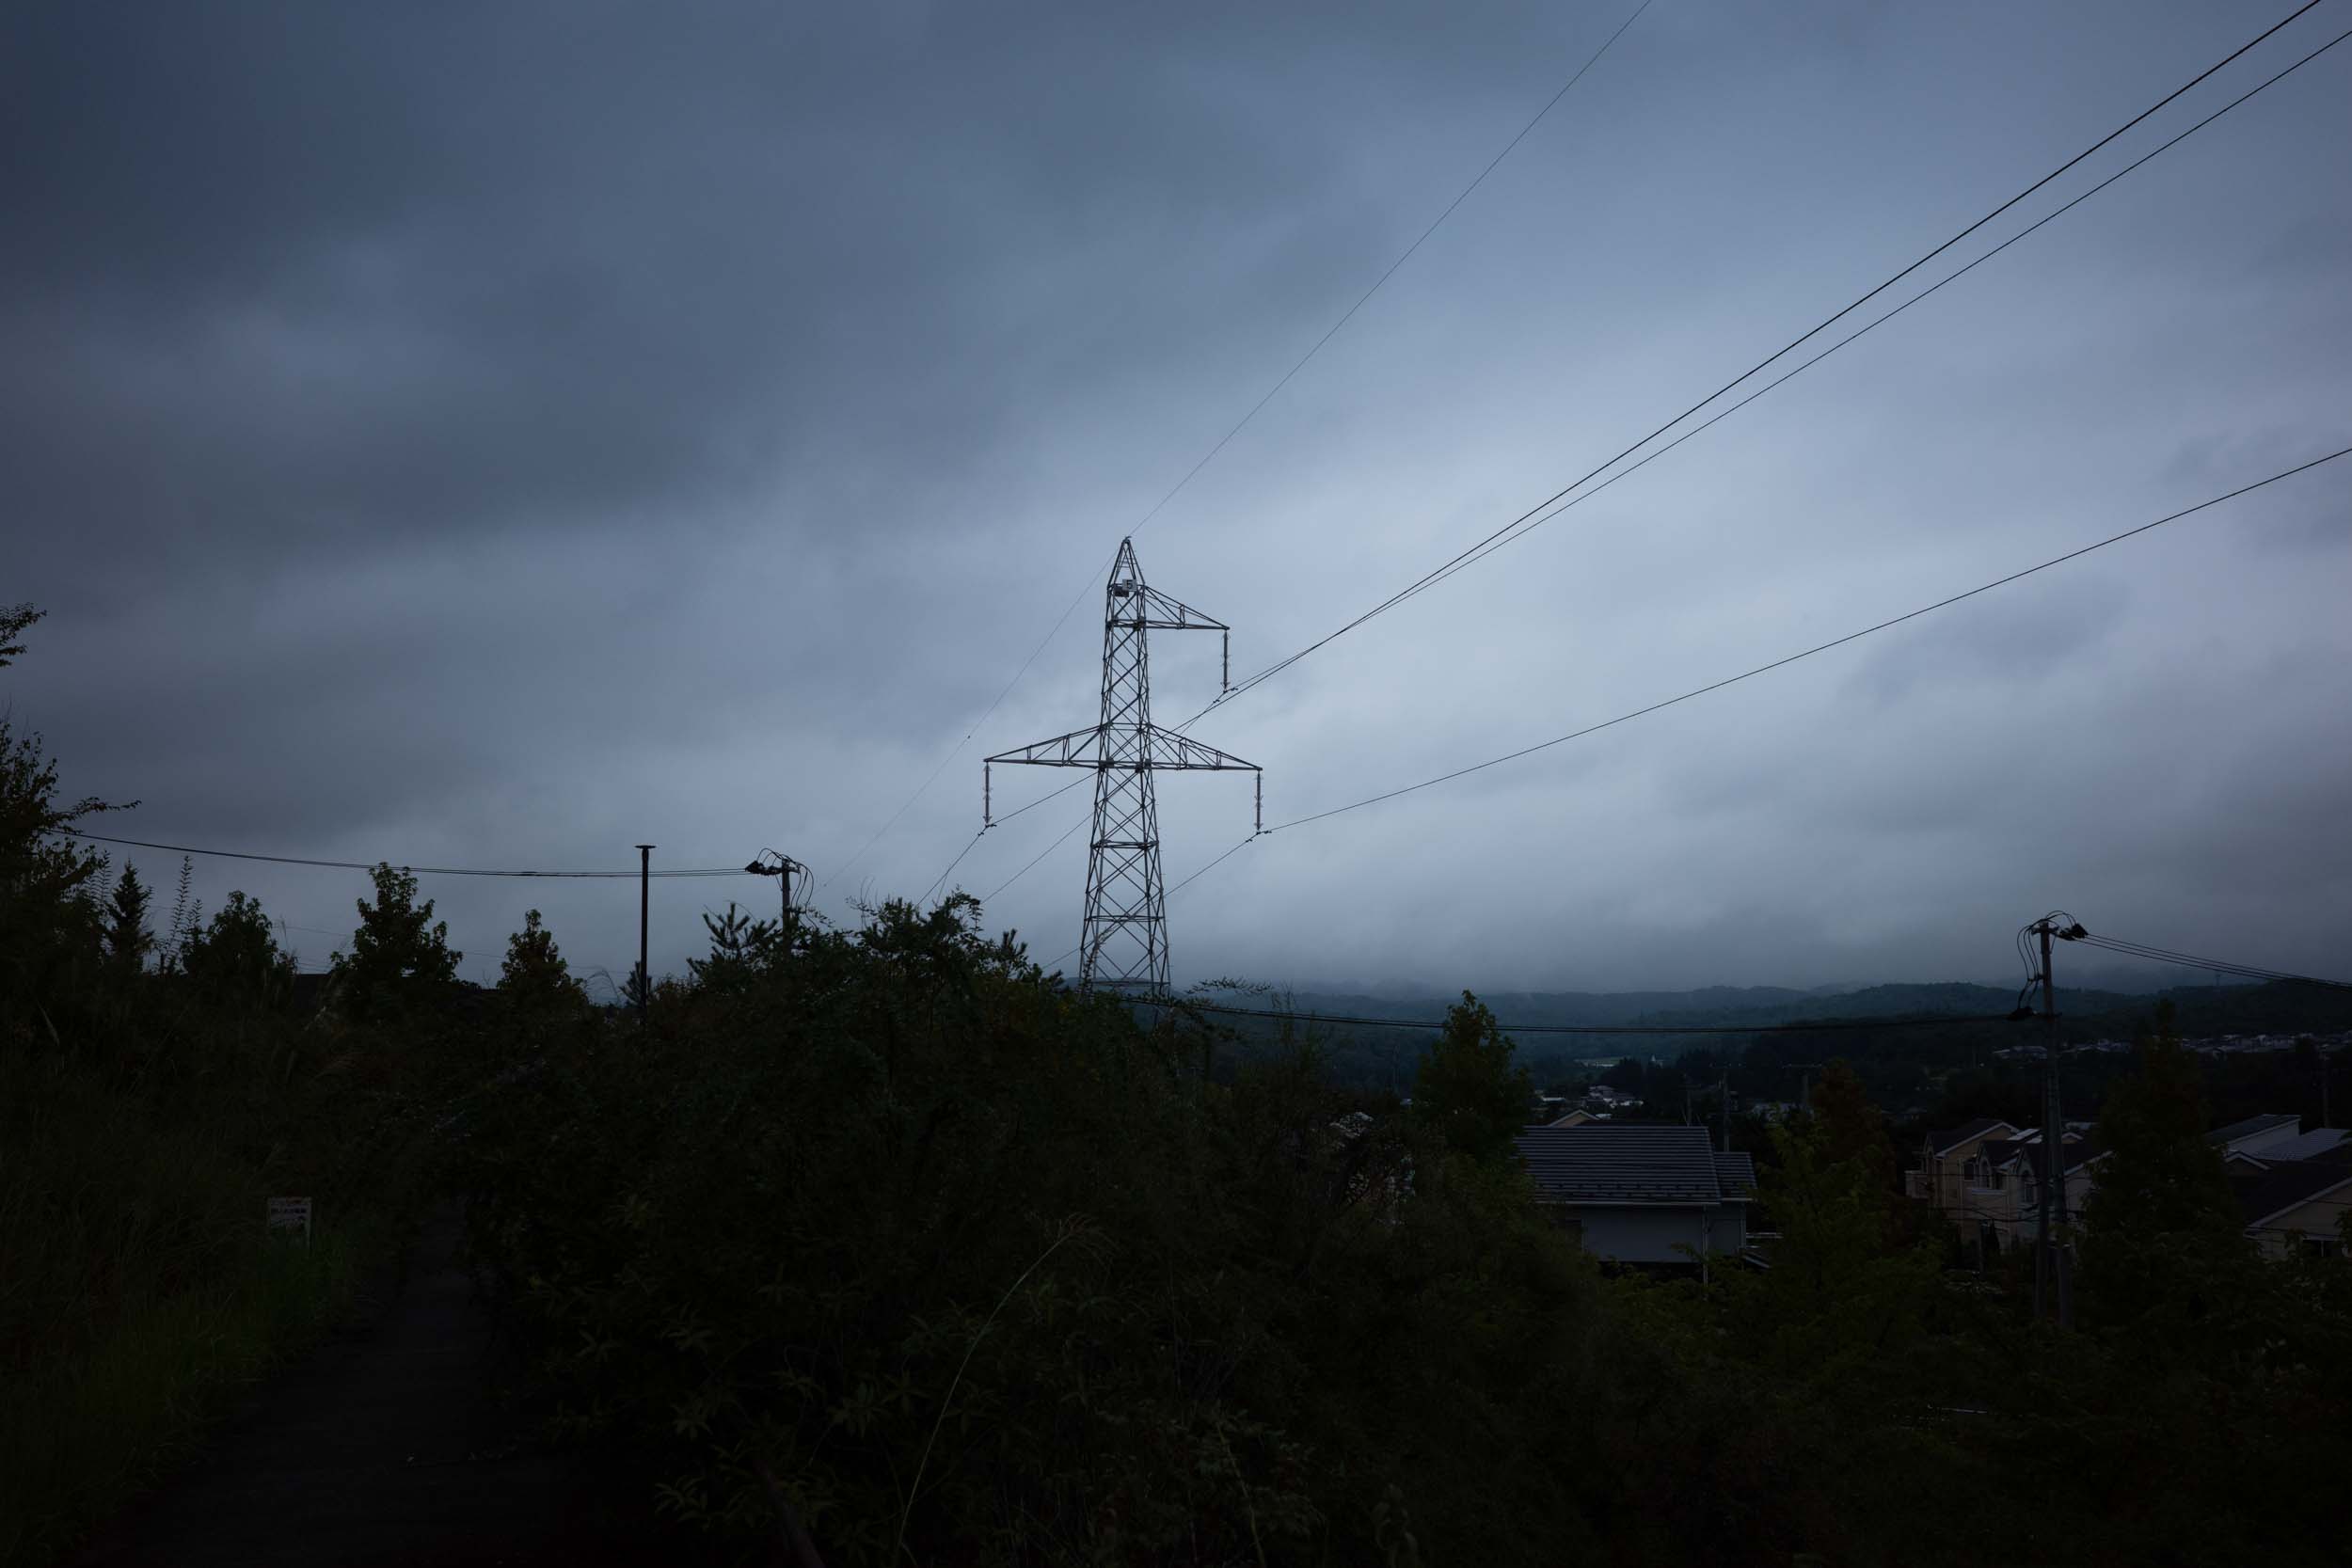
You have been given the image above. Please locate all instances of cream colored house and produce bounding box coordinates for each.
[2228,1135,2351,1259]
[1907,1118,2021,1218]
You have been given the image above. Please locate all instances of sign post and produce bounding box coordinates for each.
[267,1196,313,1246]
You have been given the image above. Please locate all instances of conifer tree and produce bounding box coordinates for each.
[103,862,153,972]
[1414,992,1534,1166]
[499,909,585,1018]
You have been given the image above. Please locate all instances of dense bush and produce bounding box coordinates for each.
[458,897,2352,1566]
[0,607,466,1566]
[456,895,1619,1563]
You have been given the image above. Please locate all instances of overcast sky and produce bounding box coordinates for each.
[7,0,2348,997]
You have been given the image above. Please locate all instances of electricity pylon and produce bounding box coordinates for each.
[986,539,1261,996]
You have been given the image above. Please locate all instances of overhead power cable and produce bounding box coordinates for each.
[1146,998,2021,1037]
[59,830,755,879]
[2068,928,2352,990]
[985,815,1091,905]
[931,3,2345,921]
[1193,1,2339,715]
[1257,445,2350,832]
[850,3,1656,897]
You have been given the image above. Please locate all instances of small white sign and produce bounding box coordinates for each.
[267,1196,312,1245]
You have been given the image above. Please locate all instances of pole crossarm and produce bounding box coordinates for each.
[986,723,1258,772]
[1125,583,1227,633]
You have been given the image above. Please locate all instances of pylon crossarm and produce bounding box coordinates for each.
[1129,583,1228,633]
[1140,724,1258,771]
[985,725,1111,768]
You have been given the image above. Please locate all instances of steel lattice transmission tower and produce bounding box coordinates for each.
[985,539,1261,996]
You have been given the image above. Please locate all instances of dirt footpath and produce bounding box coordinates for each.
[76,1205,689,1567]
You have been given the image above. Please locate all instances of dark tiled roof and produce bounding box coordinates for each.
[1927,1117,2012,1156]
[1714,1152,1757,1196]
[2234,1159,2352,1229]
[1515,1125,1730,1205]
[2207,1113,2300,1147]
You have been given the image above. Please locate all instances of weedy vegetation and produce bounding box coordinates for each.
[8,593,2352,1567]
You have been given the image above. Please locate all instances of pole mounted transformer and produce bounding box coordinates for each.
[985,538,1261,997]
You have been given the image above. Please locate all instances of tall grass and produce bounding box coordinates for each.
[0,1047,383,1567]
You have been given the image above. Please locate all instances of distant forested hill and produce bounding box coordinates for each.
[1168,977,2352,1108]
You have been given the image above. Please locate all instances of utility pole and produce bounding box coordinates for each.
[2026,912,2084,1329]
[635,844,653,1025]
[1719,1065,1731,1154]
[745,849,807,948]
[984,539,1261,996]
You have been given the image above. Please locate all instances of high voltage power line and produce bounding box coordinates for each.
[823,1,1657,897]
[941,6,2348,909]
[1085,444,2348,928]
[1184,1,2344,719]
[978,436,2351,920]
[1254,446,2351,832]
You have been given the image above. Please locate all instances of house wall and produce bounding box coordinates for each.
[1571,1205,1717,1264]
[2006,1164,2099,1247]
[2249,1189,2352,1259]
[1705,1205,1746,1255]
[1914,1126,2015,1215]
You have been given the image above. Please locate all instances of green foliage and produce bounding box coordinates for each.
[102,863,152,973]
[330,863,460,1015]
[1412,991,1534,1166]
[683,901,780,993]
[181,892,296,1009]
[458,906,1618,1564]
[0,607,460,1566]
[498,909,586,1022]
[0,693,123,1029]
[1721,1117,1945,1376]
[2081,1002,2249,1326]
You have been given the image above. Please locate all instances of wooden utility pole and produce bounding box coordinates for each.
[635,844,653,1025]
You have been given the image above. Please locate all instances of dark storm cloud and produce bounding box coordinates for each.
[6,0,2348,990]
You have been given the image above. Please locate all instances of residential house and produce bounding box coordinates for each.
[1970,1133,2104,1253]
[1917,1108,2344,1261]
[2259,1127,2350,1163]
[2225,1127,2350,1259]
[1515,1124,1754,1264]
[2207,1112,2306,1160]
[1907,1117,2022,1216]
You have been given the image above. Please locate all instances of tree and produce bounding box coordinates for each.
[332,863,460,1014]
[0,605,131,1017]
[1718,1115,1944,1376]
[0,602,39,670]
[499,909,585,1019]
[2080,1002,2249,1325]
[1809,1058,1911,1241]
[103,861,153,973]
[687,902,780,993]
[1414,991,1534,1166]
[181,891,295,1007]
